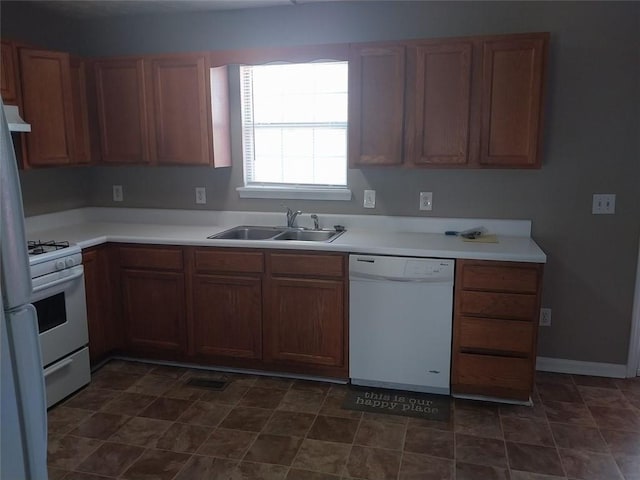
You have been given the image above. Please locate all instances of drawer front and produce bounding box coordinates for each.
[194,249,264,273]
[458,317,534,355]
[460,291,538,320]
[456,353,532,392]
[270,253,344,278]
[119,246,183,271]
[462,264,539,293]
[44,347,91,408]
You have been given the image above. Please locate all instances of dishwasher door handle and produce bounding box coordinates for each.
[350,272,453,283]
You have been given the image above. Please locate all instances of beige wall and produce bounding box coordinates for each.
[5,1,640,366]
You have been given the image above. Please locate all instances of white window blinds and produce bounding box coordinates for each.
[240,61,348,188]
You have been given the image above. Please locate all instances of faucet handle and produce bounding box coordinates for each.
[311,214,320,230]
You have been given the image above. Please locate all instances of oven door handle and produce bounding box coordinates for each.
[32,270,84,294]
[43,357,73,377]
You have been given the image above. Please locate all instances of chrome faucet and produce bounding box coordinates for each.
[285,207,302,228]
[311,214,320,230]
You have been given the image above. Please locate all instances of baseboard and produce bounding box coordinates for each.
[536,356,627,378]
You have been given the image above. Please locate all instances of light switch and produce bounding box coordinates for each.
[195,187,207,205]
[592,194,616,214]
[113,185,123,202]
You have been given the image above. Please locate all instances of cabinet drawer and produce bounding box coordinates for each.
[194,249,264,273]
[462,264,539,293]
[119,246,183,271]
[270,253,344,278]
[456,353,532,392]
[459,291,537,320]
[458,317,534,355]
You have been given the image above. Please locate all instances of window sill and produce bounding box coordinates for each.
[236,186,352,201]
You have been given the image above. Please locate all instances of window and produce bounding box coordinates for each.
[238,61,350,200]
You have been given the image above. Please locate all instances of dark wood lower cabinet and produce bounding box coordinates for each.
[86,244,544,393]
[191,273,262,360]
[451,259,544,401]
[120,268,187,356]
[115,245,187,358]
[83,246,115,364]
[263,251,348,377]
[264,277,345,368]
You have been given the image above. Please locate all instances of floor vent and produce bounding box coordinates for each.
[186,378,228,390]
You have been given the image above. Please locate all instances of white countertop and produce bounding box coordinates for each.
[26,208,546,263]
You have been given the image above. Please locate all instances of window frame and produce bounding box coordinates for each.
[236,60,351,201]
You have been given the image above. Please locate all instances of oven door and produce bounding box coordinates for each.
[31,264,88,367]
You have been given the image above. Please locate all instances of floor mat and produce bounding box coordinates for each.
[342,386,451,421]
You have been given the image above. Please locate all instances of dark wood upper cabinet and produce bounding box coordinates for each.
[407,42,473,166]
[348,45,405,166]
[19,48,75,166]
[1,41,19,104]
[69,57,91,164]
[350,32,548,169]
[94,58,150,164]
[147,55,211,165]
[479,36,546,168]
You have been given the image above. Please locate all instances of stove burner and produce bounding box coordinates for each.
[28,240,70,256]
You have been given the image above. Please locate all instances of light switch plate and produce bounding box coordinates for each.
[363,189,376,208]
[113,185,123,202]
[539,308,552,327]
[592,194,616,214]
[419,192,433,211]
[195,187,207,205]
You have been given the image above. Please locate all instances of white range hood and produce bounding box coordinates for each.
[3,105,31,132]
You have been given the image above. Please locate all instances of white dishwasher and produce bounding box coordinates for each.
[349,255,455,395]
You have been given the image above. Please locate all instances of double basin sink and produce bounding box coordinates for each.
[208,226,345,243]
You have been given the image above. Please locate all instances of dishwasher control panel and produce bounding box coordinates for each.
[350,255,454,281]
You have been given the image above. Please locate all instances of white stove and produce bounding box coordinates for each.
[27,240,90,407]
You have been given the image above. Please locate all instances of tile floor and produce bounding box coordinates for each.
[47,361,640,480]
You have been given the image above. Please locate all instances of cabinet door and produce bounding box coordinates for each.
[349,45,405,166]
[121,269,186,355]
[83,247,112,364]
[191,274,262,359]
[148,55,211,165]
[1,41,18,104]
[19,48,75,166]
[69,57,91,164]
[94,59,149,164]
[479,37,546,167]
[265,277,345,368]
[409,42,472,166]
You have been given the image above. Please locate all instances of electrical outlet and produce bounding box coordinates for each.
[592,194,616,214]
[419,192,433,211]
[363,189,376,208]
[539,308,552,327]
[112,185,123,202]
[195,187,207,205]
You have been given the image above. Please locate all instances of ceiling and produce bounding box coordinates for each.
[28,0,340,18]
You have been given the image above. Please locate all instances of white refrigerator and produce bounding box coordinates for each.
[0,100,48,478]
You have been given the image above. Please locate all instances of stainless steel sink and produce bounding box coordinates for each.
[208,226,286,240]
[208,226,345,242]
[272,229,343,242]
